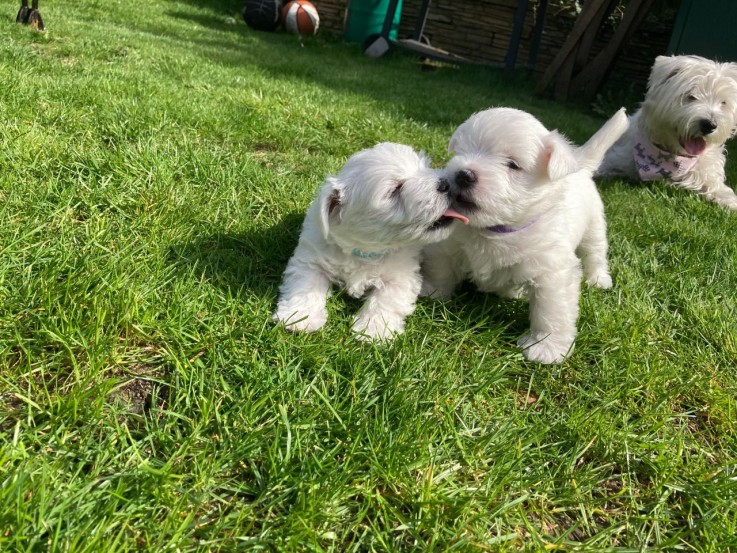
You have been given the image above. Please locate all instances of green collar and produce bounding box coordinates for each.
[351,248,388,261]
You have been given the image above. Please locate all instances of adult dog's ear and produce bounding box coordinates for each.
[649,55,709,90]
[318,176,343,240]
[725,62,737,87]
[649,55,681,90]
[726,63,737,136]
[539,131,578,181]
[725,60,737,75]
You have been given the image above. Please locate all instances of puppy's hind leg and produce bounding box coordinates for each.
[273,258,331,333]
[578,214,612,289]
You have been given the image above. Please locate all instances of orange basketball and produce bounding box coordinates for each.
[281,0,319,35]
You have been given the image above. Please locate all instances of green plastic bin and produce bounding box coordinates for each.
[343,0,403,44]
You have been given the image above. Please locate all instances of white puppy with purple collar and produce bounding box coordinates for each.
[274,142,468,341]
[598,55,737,210]
[422,107,628,364]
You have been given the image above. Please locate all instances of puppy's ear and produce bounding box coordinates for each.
[448,132,459,153]
[539,131,578,181]
[448,123,467,153]
[318,177,343,240]
[418,150,432,167]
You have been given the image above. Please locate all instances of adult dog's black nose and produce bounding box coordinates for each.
[436,178,450,193]
[699,119,717,135]
[455,169,477,189]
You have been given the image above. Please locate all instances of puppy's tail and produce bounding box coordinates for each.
[575,107,628,174]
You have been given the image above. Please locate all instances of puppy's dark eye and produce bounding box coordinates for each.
[685,94,698,103]
[390,179,405,197]
[506,159,521,171]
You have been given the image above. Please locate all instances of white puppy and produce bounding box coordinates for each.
[598,55,737,210]
[274,142,468,341]
[422,108,628,364]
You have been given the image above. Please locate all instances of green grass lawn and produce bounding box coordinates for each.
[1,0,736,550]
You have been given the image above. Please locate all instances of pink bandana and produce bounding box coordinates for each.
[633,132,698,181]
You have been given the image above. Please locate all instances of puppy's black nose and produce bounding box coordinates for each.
[436,178,450,193]
[455,169,477,189]
[699,119,717,135]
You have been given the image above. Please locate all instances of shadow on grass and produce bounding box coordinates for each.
[166,208,535,347]
[136,4,546,131]
[170,0,243,13]
[421,282,531,339]
[168,211,304,299]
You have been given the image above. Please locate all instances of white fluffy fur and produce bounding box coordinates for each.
[274,142,462,341]
[599,55,737,210]
[422,107,628,364]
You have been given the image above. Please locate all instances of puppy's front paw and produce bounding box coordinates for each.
[352,311,403,342]
[273,305,327,333]
[518,331,574,364]
[585,269,613,289]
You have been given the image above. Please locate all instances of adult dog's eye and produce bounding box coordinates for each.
[506,159,521,171]
[390,179,405,197]
[685,94,698,103]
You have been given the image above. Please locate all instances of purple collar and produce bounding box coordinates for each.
[633,131,699,181]
[487,218,538,234]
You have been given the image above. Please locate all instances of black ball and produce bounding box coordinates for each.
[243,0,282,32]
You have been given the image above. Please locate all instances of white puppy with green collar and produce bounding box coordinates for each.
[274,142,467,341]
[422,108,628,364]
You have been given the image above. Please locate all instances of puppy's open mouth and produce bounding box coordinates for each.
[680,137,706,156]
[428,208,469,230]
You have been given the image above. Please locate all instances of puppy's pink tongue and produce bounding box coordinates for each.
[443,208,469,225]
[683,137,706,156]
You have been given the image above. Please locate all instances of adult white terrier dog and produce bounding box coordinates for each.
[274,142,468,341]
[422,107,628,364]
[598,55,737,210]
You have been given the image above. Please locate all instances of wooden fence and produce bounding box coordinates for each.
[311,0,674,93]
